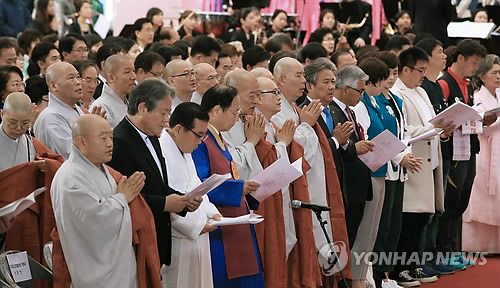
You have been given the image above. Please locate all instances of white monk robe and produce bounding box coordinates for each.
[221,119,263,179]
[270,94,333,258]
[51,146,137,288]
[159,130,219,288]
[90,84,128,129]
[33,93,84,160]
[0,124,35,172]
[262,117,297,257]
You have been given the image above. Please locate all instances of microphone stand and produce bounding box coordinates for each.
[313,210,349,288]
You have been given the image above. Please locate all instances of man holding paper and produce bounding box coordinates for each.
[159,102,221,288]
[271,57,352,287]
[256,76,323,287]
[436,39,489,263]
[222,69,289,287]
[390,47,451,284]
[192,84,264,288]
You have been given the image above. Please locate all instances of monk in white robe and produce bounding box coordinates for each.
[159,102,220,288]
[51,114,145,288]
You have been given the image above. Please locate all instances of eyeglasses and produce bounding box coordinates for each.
[346,86,366,95]
[147,70,163,79]
[72,47,89,53]
[172,70,196,78]
[9,81,26,89]
[187,127,208,140]
[82,77,102,86]
[407,66,426,74]
[228,108,241,118]
[6,120,31,130]
[261,88,281,96]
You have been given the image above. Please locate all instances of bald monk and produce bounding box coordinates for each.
[250,67,273,80]
[51,114,145,288]
[33,62,106,160]
[191,63,219,105]
[90,54,137,128]
[271,57,352,285]
[0,92,45,172]
[164,59,196,111]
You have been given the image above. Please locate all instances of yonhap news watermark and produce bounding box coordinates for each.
[318,241,488,276]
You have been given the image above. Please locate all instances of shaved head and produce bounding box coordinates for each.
[194,63,215,79]
[257,77,277,90]
[104,54,132,76]
[251,67,273,80]
[164,59,190,78]
[72,114,107,144]
[273,57,301,78]
[45,62,75,85]
[223,69,256,91]
[2,93,32,114]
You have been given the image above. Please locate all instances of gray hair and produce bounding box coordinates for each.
[304,57,336,85]
[473,54,500,87]
[127,79,175,115]
[335,65,369,89]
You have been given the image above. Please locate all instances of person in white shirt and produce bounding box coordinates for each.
[159,102,221,288]
[51,114,145,288]
[192,63,219,105]
[91,54,136,128]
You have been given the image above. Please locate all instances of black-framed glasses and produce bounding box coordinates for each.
[261,88,281,96]
[172,70,196,78]
[6,120,31,130]
[187,127,208,140]
[407,66,426,74]
[147,70,163,79]
[346,86,366,95]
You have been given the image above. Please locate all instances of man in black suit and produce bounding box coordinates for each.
[303,60,373,248]
[108,79,202,266]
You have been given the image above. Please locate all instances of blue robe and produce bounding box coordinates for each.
[192,130,265,288]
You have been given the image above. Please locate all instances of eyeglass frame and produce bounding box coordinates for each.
[81,77,102,86]
[407,66,426,74]
[171,70,196,78]
[9,81,26,89]
[147,70,163,79]
[5,119,31,130]
[346,86,366,95]
[186,127,209,140]
[260,88,281,96]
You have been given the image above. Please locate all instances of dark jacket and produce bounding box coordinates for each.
[0,0,32,37]
[108,117,185,266]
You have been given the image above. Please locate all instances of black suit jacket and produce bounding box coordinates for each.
[107,117,184,266]
[329,100,372,205]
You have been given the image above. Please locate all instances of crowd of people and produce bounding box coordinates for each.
[0,1,499,288]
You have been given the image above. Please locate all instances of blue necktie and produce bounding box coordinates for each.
[323,107,333,135]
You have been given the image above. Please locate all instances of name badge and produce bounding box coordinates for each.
[6,251,32,283]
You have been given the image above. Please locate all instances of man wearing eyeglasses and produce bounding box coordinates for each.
[158,102,221,288]
[164,59,197,111]
[59,33,88,64]
[191,63,219,105]
[91,55,137,128]
[134,51,166,83]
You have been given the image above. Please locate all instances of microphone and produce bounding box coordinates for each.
[291,200,331,212]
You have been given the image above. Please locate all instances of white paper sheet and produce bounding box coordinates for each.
[6,251,32,283]
[208,213,264,226]
[429,101,482,128]
[447,21,496,39]
[94,14,110,39]
[185,173,232,199]
[0,187,46,218]
[358,130,407,172]
[403,128,443,146]
[250,157,303,202]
